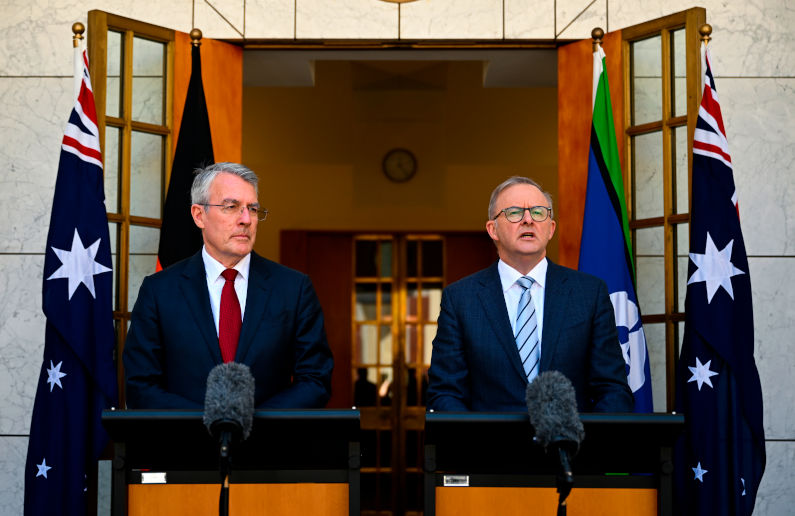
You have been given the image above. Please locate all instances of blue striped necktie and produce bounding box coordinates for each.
[515,276,539,381]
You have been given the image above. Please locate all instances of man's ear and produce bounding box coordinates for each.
[486,219,499,241]
[191,204,206,229]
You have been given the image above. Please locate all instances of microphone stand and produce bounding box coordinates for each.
[555,446,574,516]
[214,423,240,516]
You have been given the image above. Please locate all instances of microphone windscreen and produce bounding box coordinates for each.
[203,362,255,439]
[525,370,584,450]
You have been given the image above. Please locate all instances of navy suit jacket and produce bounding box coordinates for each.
[123,251,333,409]
[427,260,633,412]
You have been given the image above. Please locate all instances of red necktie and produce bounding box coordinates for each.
[219,269,241,363]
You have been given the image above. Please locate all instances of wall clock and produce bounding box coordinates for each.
[382,148,417,183]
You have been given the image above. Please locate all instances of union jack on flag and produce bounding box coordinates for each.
[24,48,117,515]
[674,43,765,515]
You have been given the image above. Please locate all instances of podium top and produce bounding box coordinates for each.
[102,409,360,471]
[424,412,684,474]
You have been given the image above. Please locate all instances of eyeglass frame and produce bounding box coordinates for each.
[492,205,553,223]
[202,202,269,221]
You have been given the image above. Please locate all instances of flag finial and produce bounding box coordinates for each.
[591,27,604,52]
[190,28,203,47]
[699,24,712,44]
[72,22,85,48]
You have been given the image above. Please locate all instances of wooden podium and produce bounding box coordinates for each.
[102,409,360,516]
[424,412,684,516]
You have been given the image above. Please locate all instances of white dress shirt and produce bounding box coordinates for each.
[201,246,251,336]
[498,258,548,347]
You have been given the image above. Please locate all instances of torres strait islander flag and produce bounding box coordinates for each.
[578,44,653,412]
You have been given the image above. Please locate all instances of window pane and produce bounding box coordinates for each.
[380,240,392,278]
[127,225,159,309]
[421,240,443,277]
[355,240,377,277]
[631,35,662,125]
[422,283,443,322]
[104,126,120,213]
[643,322,667,412]
[673,126,689,214]
[379,325,392,366]
[423,325,437,367]
[354,367,378,407]
[355,283,377,321]
[131,37,165,125]
[130,131,163,218]
[632,131,663,218]
[356,324,378,364]
[671,29,687,118]
[106,31,122,118]
[405,324,417,364]
[380,282,392,319]
[405,240,418,277]
[675,222,689,312]
[406,282,418,318]
[108,222,119,311]
[635,226,664,315]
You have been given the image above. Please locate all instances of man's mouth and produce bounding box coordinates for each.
[519,231,535,239]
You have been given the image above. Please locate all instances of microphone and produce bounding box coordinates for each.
[203,362,256,458]
[525,370,584,513]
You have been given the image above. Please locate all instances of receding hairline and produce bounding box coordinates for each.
[488,176,554,220]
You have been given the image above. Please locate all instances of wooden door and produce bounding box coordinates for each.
[281,230,496,515]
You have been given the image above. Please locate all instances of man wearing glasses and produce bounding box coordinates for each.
[123,162,333,409]
[427,176,632,412]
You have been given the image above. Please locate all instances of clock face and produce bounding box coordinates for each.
[382,148,417,183]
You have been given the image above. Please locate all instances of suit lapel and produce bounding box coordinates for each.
[180,252,223,364]
[541,261,570,371]
[236,253,273,362]
[477,263,528,382]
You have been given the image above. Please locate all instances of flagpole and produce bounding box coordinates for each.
[72,22,84,101]
[591,27,604,52]
[698,24,712,94]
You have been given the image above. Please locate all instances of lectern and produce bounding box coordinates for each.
[102,409,360,516]
[424,413,683,516]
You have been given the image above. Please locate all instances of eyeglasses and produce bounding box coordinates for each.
[203,202,269,221]
[493,206,552,223]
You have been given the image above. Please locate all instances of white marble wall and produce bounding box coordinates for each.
[1,1,792,514]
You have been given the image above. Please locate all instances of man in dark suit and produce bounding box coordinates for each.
[123,162,333,409]
[427,176,632,412]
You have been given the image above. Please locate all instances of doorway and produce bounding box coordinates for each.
[281,230,497,514]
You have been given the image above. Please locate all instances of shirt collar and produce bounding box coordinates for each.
[497,258,548,293]
[201,246,251,282]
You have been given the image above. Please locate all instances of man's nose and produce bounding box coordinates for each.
[238,207,252,224]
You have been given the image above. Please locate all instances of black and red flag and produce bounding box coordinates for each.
[157,39,214,270]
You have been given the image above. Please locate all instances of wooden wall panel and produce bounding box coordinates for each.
[557,31,624,269]
[436,486,656,516]
[129,483,348,515]
[173,31,242,163]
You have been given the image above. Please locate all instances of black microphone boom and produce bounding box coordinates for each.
[203,362,255,516]
[525,370,585,515]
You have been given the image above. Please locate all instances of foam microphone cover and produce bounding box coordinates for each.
[203,362,255,440]
[525,370,585,451]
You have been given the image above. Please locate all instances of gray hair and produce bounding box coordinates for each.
[487,176,554,220]
[190,162,259,205]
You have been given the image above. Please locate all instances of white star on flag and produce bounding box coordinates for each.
[688,232,745,303]
[36,459,51,478]
[46,360,67,392]
[688,357,719,391]
[692,462,708,482]
[46,228,111,300]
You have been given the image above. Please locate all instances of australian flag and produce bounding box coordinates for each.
[674,44,765,514]
[579,44,653,412]
[24,49,117,515]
